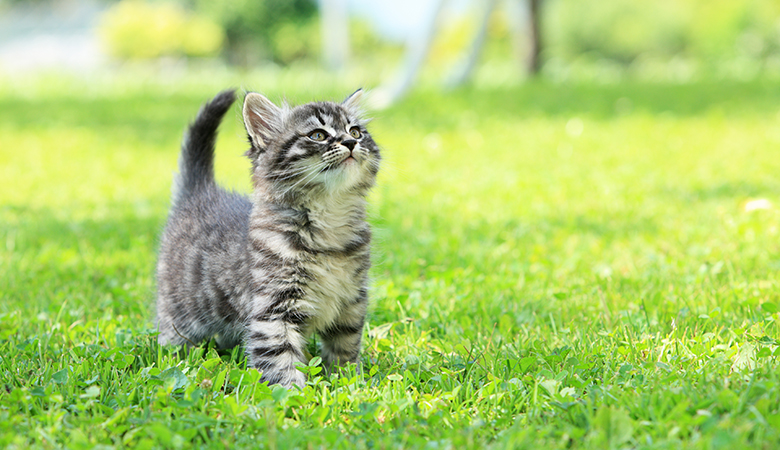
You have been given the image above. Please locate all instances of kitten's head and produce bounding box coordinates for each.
[242,90,380,203]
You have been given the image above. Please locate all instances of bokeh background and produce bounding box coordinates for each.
[1,0,779,88]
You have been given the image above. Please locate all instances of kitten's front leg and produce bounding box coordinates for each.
[245,318,307,388]
[319,302,367,374]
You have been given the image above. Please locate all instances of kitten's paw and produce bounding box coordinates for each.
[259,367,306,389]
[288,370,307,389]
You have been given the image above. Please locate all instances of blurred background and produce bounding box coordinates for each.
[1,0,779,99]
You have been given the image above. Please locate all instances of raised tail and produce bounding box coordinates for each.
[172,89,236,205]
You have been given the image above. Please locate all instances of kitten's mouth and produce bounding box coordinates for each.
[341,158,357,168]
[323,155,357,171]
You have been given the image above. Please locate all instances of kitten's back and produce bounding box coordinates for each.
[157,90,253,347]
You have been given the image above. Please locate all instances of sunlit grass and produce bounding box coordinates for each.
[1,73,780,448]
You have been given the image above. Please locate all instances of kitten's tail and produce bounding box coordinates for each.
[172,89,236,205]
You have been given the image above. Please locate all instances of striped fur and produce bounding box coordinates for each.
[156,89,380,387]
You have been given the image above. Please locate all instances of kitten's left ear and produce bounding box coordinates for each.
[342,88,366,119]
[243,92,283,156]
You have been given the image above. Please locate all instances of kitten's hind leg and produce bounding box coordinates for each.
[214,332,241,350]
[156,312,200,346]
[244,319,308,388]
[155,314,207,363]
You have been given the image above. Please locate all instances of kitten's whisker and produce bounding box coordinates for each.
[271,163,328,181]
[295,160,335,192]
[279,162,330,197]
[270,161,331,185]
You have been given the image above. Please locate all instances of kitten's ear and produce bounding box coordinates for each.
[243,92,283,154]
[342,88,366,119]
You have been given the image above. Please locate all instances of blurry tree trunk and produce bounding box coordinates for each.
[526,0,542,75]
[445,0,499,88]
[505,0,527,68]
[372,0,447,109]
[319,0,349,71]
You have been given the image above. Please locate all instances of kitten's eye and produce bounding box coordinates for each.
[349,127,362,139]
[308,130,327,141]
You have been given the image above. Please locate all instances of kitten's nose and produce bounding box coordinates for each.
[341,139,357,151]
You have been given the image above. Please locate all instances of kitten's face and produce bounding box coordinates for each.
[243,91,380,200]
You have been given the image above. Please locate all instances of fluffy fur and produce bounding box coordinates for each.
[156,89,380,387]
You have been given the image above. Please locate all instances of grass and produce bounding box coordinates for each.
[1,70,780,449]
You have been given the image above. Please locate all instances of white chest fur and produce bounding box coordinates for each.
[298,195,367,331]
[301,253,363,331]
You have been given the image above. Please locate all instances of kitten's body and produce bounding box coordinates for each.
[156,90,379,387]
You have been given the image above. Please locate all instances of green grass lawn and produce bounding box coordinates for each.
[1,72,780,449]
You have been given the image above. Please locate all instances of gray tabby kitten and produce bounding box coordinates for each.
[155,89,380,387]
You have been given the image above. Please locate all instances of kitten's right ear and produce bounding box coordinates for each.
[243,92,283,155]
[342,88,367,120]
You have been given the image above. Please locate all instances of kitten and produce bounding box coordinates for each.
[155,89,380,387]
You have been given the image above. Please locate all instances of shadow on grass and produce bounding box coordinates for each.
[0,203,164,319]
[0,93,220,146]
[395,80,780,128]
[659,180,780,202]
